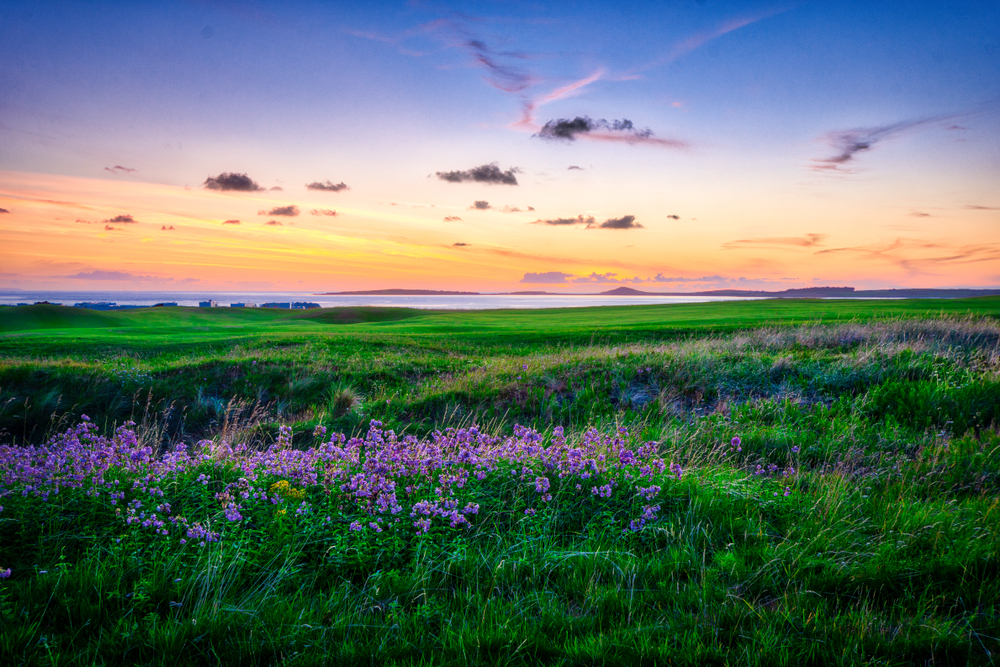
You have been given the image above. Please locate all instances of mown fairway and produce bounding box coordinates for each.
[1,298,999,665]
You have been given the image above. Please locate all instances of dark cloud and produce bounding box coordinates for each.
[161,225,175,231]
[310,209,338,216]
[104,165,136,174]
[222,219,241,225]
[306,180,349,192]
[531,215,596,226]
[436,163,520,185]
[464,39,533,92]
[453,242,470,247]
[723,233,827,249]
[471,200,491,210]
[0,208,9,214]
[443,216,463,222]
[567,165,583,170]
[599,215,642,229]
[264,220,283,226]
[666,214,680,220]
[536,116,653,142]
[520,271,573,284]
[203,172,264,191]
[104,214,137,224]
[258,205,300,216]
[104,225,122,231]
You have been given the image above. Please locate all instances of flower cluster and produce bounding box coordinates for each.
[0,418,747,548]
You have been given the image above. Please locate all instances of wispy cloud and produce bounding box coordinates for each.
[453,242,470,247]
[204,172,264,191]
[723,233,826,249]
[815,237,1000,274]
[306,180,349,192]
[104,165,136,174]
[436,163,520,185]
[258,205,300,216]
[310,208,338,216]
[65,270,156,281]
[443,216,463,222]
[812,100,1000,171]
[520,271,574,284]
[531,214,642,229]
[263,220,283,227]
[0,208,9,214]
[222,219,241,225]
[965,204,999,210]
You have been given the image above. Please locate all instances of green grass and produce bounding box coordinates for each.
[1,298,999,665]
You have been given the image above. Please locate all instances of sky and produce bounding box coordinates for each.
[1,0,998,293]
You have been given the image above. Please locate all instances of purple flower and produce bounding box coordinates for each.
[0,568,10,579]
[669,463,683,479]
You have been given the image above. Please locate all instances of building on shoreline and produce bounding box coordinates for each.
[199,300,218,308]
[230,302,258,308]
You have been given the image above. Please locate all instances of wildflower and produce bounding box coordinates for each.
[524,508,536,516]
[791,446,800,453]
[669,463,683,479]
[0,568,10,579]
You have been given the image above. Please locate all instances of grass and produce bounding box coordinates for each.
[0,297,998,665]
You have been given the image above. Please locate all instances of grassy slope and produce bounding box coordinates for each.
[1,299,1000,664]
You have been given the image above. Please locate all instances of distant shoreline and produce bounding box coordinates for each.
[320,286,1000,299]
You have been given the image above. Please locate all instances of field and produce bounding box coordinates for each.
[1,297,999,665]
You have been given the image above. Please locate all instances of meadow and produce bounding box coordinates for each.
[1,297,998,665]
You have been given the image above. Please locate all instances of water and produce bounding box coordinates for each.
[0,289,767,310]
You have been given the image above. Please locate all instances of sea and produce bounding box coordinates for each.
[0,290,765,310]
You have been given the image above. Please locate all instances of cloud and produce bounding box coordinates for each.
[470,200,491,210]
[222,219,241,225]
[310,208,338,216]
[599,215,642,230]
[264,220,283,226]
[306,180,349,192]
[520,271,573,284]
[815,237,1000,274]
[571,272,623,284]
[531,215,596,226]
[443,216,463,222]
[104,165,136,174]
[910,211,931,217]
[436,163,519,185]
[464,39,534,93]
[104,214,138,224]
[0,208,9,214]
[258,205,300,216]
[965,204,999,210]
[531,214,642,229]
[809,102,1000,171]
[66,270,154,281]
[161,225,175,231]
[453,242,470,247]
[269,186,283,191]
[651,274,726,283]
[499,205,528,213]
[537,116,651,141]
[203,172,264,191]
[667,214,680,220]
[567,165,583,171]
[723,233,827,249]
[104,225,121,231]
